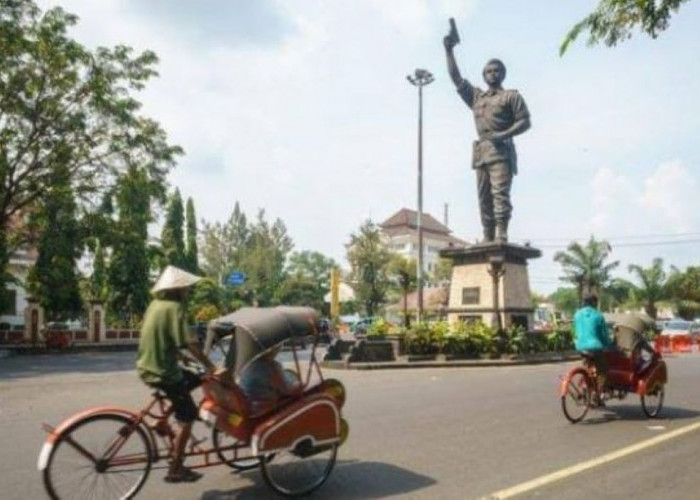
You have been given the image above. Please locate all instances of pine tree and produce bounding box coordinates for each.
[161,189,185,269]
[184,197,199,273]
[107,166,153,325]
[90,239,107,302]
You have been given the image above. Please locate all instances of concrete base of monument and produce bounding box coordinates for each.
[440,241,541,331]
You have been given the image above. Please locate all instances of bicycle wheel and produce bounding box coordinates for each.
[561,371,591,423]
[211,427,261,471]
[261,440,337,497]
[43,414,152,500]
[641,386,665,418]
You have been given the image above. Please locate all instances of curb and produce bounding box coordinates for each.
[321,354,580,370]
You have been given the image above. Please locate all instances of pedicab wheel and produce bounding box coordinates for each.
[211,427,267,471]
[561,371,591,423]
[43,414,152,500]
[641,386,665,418]
[260,440,338,497]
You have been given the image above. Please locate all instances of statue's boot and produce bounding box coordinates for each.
[495,222,508,243]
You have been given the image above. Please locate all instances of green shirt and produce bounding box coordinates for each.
[136,299,192,385]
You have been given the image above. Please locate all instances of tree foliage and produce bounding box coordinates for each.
[160,188,185,269]
[89,238,107,302]
[199,204,295,309]
[549,287,580,317]
[277,251,337,312]
[184,197,198,273]
[0,0,181,308]
[26,165,82,319]
[200,202,248,282]
[387,255,416,327]
[620,258,669,318]
[107,166,156,325]
[666,265,700,319]
[346,220,393,317]
[554,236,619,305]
[561,0,691,55]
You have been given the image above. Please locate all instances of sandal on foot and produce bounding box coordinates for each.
[164,467,203,483]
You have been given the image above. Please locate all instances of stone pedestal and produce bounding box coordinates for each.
[440,242,541,331]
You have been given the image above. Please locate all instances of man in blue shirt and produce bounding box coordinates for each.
[573,295,613,404]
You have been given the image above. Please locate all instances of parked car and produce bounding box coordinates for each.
[690,321,700,338]
[660,319,693,337]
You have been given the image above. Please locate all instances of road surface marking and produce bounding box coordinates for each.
[483,420,700,499]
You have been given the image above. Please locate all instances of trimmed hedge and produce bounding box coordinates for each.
[390,321,574,358]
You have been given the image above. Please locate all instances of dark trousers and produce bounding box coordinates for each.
[476,161,512,231]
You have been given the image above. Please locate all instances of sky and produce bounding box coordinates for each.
[36,0,700,295]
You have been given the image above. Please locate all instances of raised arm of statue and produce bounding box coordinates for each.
[444,18,468,89]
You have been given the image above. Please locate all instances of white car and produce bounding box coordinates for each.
[660,320,692,337]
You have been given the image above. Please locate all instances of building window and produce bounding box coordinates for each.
[462,287,480,305]
[1,289,17,315]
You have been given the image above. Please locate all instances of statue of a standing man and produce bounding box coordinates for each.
[444,21,531,243]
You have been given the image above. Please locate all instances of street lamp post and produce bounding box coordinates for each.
[407,68,434,324]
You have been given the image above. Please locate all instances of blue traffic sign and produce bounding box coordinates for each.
[226,272,246,286]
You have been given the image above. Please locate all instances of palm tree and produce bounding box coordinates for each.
[388,255,417,327]
[624,258,668,319]
[553,236,619,304]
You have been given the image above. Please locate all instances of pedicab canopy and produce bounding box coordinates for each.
[604,312,654,353]
[207,306,320,376]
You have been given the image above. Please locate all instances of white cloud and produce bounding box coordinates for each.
[640,160,699,232]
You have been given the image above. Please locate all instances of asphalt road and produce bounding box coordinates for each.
[1,351,700,499]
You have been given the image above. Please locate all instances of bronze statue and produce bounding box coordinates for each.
[444,19,531,243]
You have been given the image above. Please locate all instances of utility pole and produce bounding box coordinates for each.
[407,68,434,323]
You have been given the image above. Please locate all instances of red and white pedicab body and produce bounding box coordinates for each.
[251,393,341,455]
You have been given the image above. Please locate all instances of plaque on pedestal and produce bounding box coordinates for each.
[440,242,541,331]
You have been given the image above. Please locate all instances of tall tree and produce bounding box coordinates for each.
[160,188,185,269]
[200,202,248,282]
[277,251,337,311]
[0,0,181,308]
[666,266,700,319]
[622,258,668,319]
[238,211,293,307]
[184,197,198,273]
[346,220,393,317]
[561,0,691,55]
[89,239,107,302]
[554,236,620,305]
[107,166,159,325]
[26,165,83,320]
[388,255,417,327]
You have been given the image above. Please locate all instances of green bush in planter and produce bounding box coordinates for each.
[367,318,391,339]
[405,322,438,355]
[448,321,495,357]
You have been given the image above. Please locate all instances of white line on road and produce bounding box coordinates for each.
[482,420,700,499]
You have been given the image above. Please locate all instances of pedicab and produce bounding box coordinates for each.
[559,313,667,423]
[38,306,348,499]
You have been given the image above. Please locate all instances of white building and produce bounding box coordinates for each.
[379,208,467,280]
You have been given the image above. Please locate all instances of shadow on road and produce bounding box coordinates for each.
[0,351,136,380]
[581,405,700,425]
[201,459,437,499]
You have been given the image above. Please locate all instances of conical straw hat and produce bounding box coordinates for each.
[151,265,202,293]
